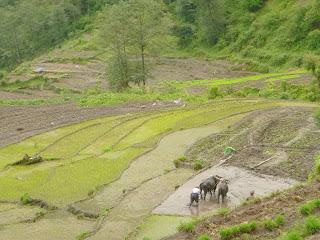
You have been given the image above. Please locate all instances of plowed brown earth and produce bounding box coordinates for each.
[0,102,179,148]
[186,106,320,181]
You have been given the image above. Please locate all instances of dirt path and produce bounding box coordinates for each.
[0,102,179,148]
[153,166,296,216]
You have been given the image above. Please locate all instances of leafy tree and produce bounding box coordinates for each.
[196,0,225,45]
[305,54,320,88]
[176,0,197,23]
[0,0,104,70]
[99,2,133,90]
[129,0,167,86]
[242,0,265,12]
[172,23,195,47]
[100,0,167,90]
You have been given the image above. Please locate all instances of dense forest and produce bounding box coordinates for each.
[0,0,319,72]
[0,0,111,69]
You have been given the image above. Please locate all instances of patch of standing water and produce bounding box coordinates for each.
[153,166,297,216]
[77,115,244,214]
[85,115,246,240]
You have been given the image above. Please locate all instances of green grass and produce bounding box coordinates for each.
[178,220,196,233]
[263,215,285,231]
[282,231,303,240]
[0,76,49,91]
[197,234,211,240]
[173,156,188,168]
[193,160,204,170]
[132,215,191,240]
[299,199,320,216]
[162,71,306,90]
[304,216,320,235]
[20,193,32,205]
[219,221,257,240]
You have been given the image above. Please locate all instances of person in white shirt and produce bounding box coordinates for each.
[189,186,200,207]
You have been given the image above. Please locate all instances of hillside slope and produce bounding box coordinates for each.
[171,0,320,71]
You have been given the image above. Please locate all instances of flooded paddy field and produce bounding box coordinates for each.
[153,165,297,216]
[0,99,317,240]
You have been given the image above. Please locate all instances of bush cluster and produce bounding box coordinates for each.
[219,221,257,240]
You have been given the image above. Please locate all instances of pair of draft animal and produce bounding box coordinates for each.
[189,175,229,207]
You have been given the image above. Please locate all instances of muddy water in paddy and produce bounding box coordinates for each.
[83,115,245,240]
[77,116,244,214]
[154,165,297,216]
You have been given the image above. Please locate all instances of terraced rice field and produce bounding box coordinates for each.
[0,99,316,240]
[159,70,307,91]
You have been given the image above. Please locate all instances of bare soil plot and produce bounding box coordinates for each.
[186,106,320,181]
[0,102,177,148]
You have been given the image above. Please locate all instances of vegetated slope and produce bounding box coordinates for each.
[0,0,106,70]
[172,0,320,71]
[222,0,320,70]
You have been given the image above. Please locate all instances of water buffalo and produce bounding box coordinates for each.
[199,175,221,200]
[217,179,229,203]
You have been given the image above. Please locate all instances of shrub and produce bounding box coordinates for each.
[282,231,303,240]
[178,156,187,161]
[306,30,320,50]
[178,221,195,233]
[219,226,240,240]
[20,193,32,205]
[263,219,277,231]
[224,146,235,156]
[239,221,257,234]
[312,199,320,208]
[208,87,221,100]
[219,221,256,240]
[304,216,320,235]
[242,0,265,12]
[275,215,285,226]
[299,203,315,216]
[0,71,5,80]
[174,156,187,168]
[198,234,211,240]
[193,160,204,170]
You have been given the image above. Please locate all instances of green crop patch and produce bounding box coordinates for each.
[0,99,306,207]
[163,71,306,91]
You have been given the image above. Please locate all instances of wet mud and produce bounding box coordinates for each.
[82,115,246,239]
[76,120,239,214]
[153,166,297,216]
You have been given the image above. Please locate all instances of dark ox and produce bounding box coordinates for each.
[217,179,229,203]
[199,175,220,200]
